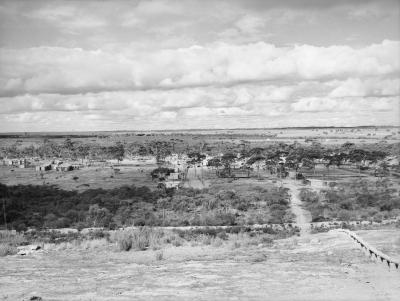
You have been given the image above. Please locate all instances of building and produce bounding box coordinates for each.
[167,172,181,181]
[35,164,52,171]
[56,164,73,172]
[3,158,30,168]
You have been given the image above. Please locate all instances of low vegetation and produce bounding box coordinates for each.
[300,179,400,222]
[0,225,299,256]
[0,231,27,256]
[0,180,293,230]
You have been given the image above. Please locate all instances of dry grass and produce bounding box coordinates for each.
[0,244,18,256]
[0,165,157,192]
[110,227,165,251]
[155,250,164,261]
[44,238,109,251]
[0,231,27,257]
[0,231,27,246]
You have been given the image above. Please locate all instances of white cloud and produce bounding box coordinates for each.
[1,40,398,96]
[0,0,399,131]
[291,96,399,112]
[328,78,399,98]
[27,4,108,33]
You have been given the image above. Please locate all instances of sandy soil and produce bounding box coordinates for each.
[1,230,399,301]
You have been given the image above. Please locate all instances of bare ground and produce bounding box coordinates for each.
[1,230,399,301]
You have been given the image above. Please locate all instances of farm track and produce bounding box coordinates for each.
[282,179,313,235]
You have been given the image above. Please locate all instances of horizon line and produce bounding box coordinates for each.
[0,125,399,135]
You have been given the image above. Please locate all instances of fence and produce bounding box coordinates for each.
[335,229,399,270]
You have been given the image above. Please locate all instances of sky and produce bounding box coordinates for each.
[0,0,399,132]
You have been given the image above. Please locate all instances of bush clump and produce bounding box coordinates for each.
[111,227,163,251]
[0,243,18,257]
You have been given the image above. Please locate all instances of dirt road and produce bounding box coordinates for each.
[282,180,312,235]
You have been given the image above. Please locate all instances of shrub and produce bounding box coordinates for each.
[111,227,163,251]
[201,236,212,245]
[217,231,228,240]
[0,231,27,246]
[0,243,17,256]
[227,226,242,234]
[250,253,267,263]
[116,232,132,251]
[260,236,274,246]
[212,238,223,247]
[172,239,182,247]
[86,229,109,240]
[155,250,163,261]
[232,241,241,249]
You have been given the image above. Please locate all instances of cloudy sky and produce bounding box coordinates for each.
[0,0,399,132]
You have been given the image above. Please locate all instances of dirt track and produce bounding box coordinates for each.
[283,180,313,234]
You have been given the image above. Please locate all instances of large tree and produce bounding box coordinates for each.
[109,142,125,163]
[221,153,236,177]
[247,155,266,178]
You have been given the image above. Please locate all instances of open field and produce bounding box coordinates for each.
[1,126,399,149]
[1,228,399,301]
[0,165,158,191]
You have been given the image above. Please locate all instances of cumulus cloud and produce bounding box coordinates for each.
[1,40,398,97]
[1,79,398,131]
[291,96,399,112]
[0,0,398,131]
[328,78,399,98]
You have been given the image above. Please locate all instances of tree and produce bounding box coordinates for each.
[349,149,370,174]
[187,152,206,177]
[149,141,172,166]
[0,184,8,229]
[76,144,90,162]
[207,158,222,174]
[301,157,315,173]
[187,152,206,164]
[264,151,280,174]
[109,142,125,163]
[63,138,76,158]
[375,161,390,178]
[87,204,111,227]
[157,197,170,224]
[221,153,236,177]
[247,155,266,179]
[286,146,307,171]
[151,167,174,181]
[341,142,355,152]
[368,150,387,163]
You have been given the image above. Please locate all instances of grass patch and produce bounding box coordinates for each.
[0,243,18,256]
[111,227,164,251]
